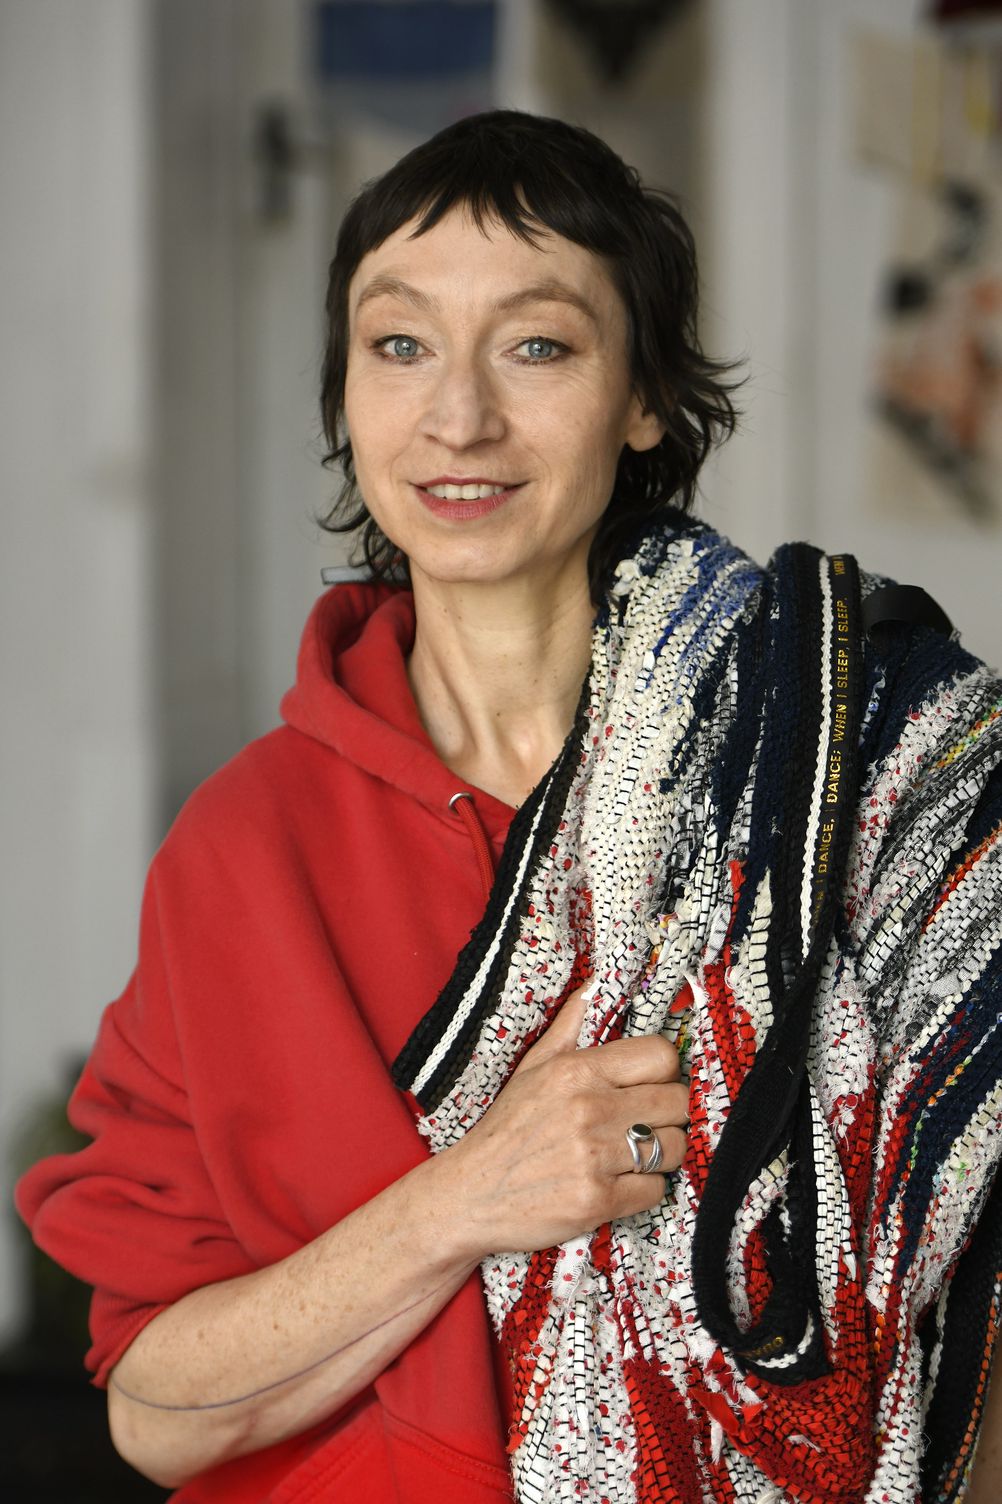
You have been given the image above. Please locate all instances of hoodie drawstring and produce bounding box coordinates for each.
[449,791,495,904]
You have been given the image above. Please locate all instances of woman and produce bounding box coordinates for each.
[16,110,1002,1504]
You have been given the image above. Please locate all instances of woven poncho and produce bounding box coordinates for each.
[394,517,1002,1504]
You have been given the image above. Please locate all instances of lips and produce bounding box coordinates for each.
[414,480,524,520]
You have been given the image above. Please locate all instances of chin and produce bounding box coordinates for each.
[412,557,522,589]
[406,536,525,586]
[397,522,595,595]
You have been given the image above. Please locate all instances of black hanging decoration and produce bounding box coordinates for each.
[930,0,1002,21]
[543,0,692,84]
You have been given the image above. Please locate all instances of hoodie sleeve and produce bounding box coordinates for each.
[15,855,258,1387]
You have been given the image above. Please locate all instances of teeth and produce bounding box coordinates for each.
[425,482,510,500]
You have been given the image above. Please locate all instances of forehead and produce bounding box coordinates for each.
[348,206,622,324]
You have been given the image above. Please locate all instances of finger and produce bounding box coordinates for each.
[514,983,592,1072]
[612,1171,669,1221]
[583,1033,682,1088]
[615,1081,690,1130]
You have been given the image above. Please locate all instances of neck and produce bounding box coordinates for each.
[407,566,595,809]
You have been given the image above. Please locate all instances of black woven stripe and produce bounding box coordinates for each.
[736,555,862,1377]
[692,546,824,1372]
[735,546,819,961]
[692,549,865,1383]
[391,675,591,1111]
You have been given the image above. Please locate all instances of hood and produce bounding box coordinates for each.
[279,582,515,843]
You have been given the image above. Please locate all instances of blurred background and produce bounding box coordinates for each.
[1,0,1000,1494]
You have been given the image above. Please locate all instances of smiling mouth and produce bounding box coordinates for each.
[414,482,525,520]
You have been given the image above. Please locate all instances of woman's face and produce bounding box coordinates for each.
[343,204,665,595]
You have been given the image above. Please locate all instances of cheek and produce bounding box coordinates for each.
[344,379,411,473]
[344,375,381,436]
[567,410,633,487]
[515,384,599,457]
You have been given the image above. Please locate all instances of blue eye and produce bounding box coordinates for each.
[511,338,565,363]
[376,335,421,361]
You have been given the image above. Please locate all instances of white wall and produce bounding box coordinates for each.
[228,0,346,743]
[155,0,344,820]
[0,0,155,1340]
[695,0,805,553]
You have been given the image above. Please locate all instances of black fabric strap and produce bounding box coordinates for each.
[863,584,952,640]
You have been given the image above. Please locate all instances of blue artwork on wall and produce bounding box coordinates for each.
[313,1,497,135]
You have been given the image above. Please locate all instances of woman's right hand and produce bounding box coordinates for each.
[104,985,688,1487]
[438,983,690,1260]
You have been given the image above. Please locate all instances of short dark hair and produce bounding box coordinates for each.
[319,109,741,595]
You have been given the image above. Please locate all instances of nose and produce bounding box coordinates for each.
[417,350,506,450]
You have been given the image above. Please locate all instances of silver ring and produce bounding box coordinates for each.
[625,1122,663,1174]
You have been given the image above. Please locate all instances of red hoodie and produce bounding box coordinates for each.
[16,583,519,1502]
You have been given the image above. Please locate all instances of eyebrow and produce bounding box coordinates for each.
[354,274,601,327]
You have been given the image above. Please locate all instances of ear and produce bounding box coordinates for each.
[624,393,668,454]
